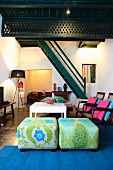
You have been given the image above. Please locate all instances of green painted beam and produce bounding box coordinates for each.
[39,40,87,99]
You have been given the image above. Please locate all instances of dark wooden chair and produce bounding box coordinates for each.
[27,92,38,104]
[45,92,52,97]
[80,92,113,124]
[108,92,113,100]
[96,92,105,99]
[92,106,113,125]
[38,92,44,101]
[75,92,105,117]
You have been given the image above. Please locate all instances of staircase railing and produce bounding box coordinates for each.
[47,41,86,95]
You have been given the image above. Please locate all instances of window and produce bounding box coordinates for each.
[82,64,96,83]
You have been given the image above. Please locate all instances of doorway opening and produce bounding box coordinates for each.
[24,70,52,103]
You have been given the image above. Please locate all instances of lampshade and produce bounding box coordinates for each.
[11,70,25,78]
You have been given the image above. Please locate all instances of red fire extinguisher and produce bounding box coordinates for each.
[18,81,23,88]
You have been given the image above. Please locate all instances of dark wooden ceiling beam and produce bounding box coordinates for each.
[1,1,113,9]
[0,0,113,43]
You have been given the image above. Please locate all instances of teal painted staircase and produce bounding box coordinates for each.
[38,40,87,99]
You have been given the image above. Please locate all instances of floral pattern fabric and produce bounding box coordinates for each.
[58,118,99,149]
[17,117,58,149]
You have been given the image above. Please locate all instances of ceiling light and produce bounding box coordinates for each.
[66,8,70,15]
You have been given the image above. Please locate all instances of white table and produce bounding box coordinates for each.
[30,102,67,118]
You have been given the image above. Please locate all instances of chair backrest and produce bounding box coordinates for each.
[84,97,98,112]
[93,100,110,121]
[30,92,38,98]
[96,92,105,99]
[108,93,113,100]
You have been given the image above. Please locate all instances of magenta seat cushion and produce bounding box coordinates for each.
[84,97,98,112]
[93,100,110,121]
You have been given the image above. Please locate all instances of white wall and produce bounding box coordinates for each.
[1,38,113,107]
[20,40,113,105]
[20,47,75,104]
[58,40,113,99]
[0,37,21,108]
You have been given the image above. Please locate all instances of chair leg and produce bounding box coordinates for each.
[76,110,78,117]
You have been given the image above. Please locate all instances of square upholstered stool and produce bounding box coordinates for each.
[17,117,58,151]
[58,118,99,150]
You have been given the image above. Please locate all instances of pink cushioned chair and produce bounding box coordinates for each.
[83,97,98,112]
[81,97,98,119]
[75,92,105,117]
[92,93,113,124]
[93,100,110,121]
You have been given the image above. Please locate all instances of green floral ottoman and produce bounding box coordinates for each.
[58,118,99,150]
[17,117,58,150]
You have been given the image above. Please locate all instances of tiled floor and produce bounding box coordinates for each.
[0,106,30,149]
[0,105,76,149]
[1,104,112,150]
